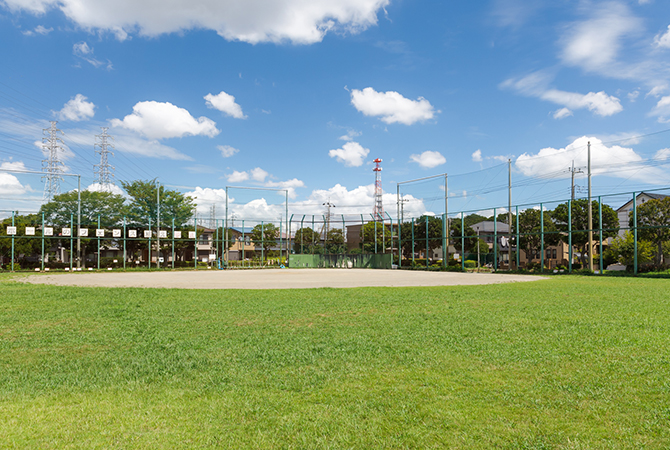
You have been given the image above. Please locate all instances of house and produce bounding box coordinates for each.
[616,192,669,237]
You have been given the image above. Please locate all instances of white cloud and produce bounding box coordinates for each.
[86,183,125,196]
[4,0,389,45]
[516,136,667,184]
[328,141,370,167]
[654,148,670,160]
[227,170,250,183]
[559,2,641,71]
[650,96,670,123]
[627,90,640,102]
[72,41,111,69]
[264,178,305,199]
[218,145,239,158]
[501,72,623,117]
[0,161,27,171]
[0,172,29,196]
[351,87,438,125]
[409,151,446,169]
[250,167,268,182]
[646,85,667,98]
[655,25,670,48]
[339,129,362,141]
[184,187,228,217]
[204,91,247,119]
[111,101,220,140]
[23,24,53,35]
[472,149,483,162]
[553,107,573,120]
[57,94,95,121]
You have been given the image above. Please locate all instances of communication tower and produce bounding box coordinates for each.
[42,121,65,201]
[373,158,384,220]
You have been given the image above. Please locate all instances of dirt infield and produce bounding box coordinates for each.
[22,269,546,289]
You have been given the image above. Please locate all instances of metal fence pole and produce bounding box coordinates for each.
[242,220,246,267]
[540,204,544,273]
[70,214,74,272]
[411,218,415,266]
[194,217,197,270]
[461,212,465,271]
[41,212,45,271]
[11,210,14,272]
[515,205,520,269]
[97,215,101,270]
[398,213,402,268]
[568,200,572,273]
[494,208,498,272]
[425,216,429,269]
[261,221,265,265]
[148,217,152,270]
[300,216,304,254]
[633,192,638,275]
[599,196,603,274]
[171,218,175,270]
[442,213,447,269]
[374,216,378,254]
[123,216,126,271]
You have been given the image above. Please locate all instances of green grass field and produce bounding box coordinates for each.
[1,275,669,449]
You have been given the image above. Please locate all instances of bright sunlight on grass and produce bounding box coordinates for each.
[1,276,669,448]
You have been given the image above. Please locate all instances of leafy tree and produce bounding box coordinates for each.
[630,197,670,269]
[516,208,559,262]
[293,227,319,253]
[250,223,279,256]
[463,214,487,228]
[361,221,394,253]
[0,214,43,266]
[121,179,195,227]
[552,199,618,266]
[604,231,654,271]
[325,228,345,254]
[449,220,478,253]
[40,190,126,228]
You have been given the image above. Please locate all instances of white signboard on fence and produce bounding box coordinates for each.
[25,227,35,236]
[112,229,121,238]
[174,231,182,239]
[62,228,71,237]
[44,227,53,236]
[79,228,89,237]
[188,231,196,239]
[159,230,167,238]
[144,230,152,238]
[209,254,216,261]
[6,226,16,235]
[128,230,137,238]
[96,229,105,237]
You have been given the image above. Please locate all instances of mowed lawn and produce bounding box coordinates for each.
[1,275,669,449]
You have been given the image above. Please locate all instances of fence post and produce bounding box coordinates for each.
[568,200,572,273]
[41,212,45,271]
[261,221,265,265]
[11,210,14,272]
[374,216,378,254]
[194,216,197,270]
[633,192,638,275]
[312,216,315,255]
[461,212,465,271]
[70,213,74,272]
[411,218,415,266]
[97,215,101,270]
[242,220,246,267]
[494,208,498,272]
[123,216,126,271]
[171,218,174,270]
[515,206,520,269]
[599,196,603,274]
[442,213,447,269]
[425,216,429,269]
[540,204,544,273]
[148,217,152,270]
[398,213,402,268]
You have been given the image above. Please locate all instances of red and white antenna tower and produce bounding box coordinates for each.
[373,158,384,220]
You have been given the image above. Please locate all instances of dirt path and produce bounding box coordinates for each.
[21,269,546,289]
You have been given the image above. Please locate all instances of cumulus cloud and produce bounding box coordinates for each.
[472,150,483,162]
[654,25,670,48]
[265,178,305,199]
[204,91,247,119]
[553,107,573,120]
[339,129,362,141]
[218,145,239,158]
[501,72,623,117]
[4,0,389,44]
[559,2,641,71]
[250,167,268,182]
[111,101,220,140]
[0,172,29,196]
[650,95,670,122]
[56,94,95,121]
[515,136,666,184]
[86,183,125,196]
[184,187,228,217]
[22,24,53,35]
[227,170,250,183]
[409,151,446,169]
[328,141,370,167]
[351,87,438,125]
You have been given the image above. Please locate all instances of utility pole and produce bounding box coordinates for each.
[587,141,593,272]
[569,160,583,200]
[323,200,335,240]
[399,195,409,224]
[508,159,513,270]
[42,121,65,201]
[94,127,115,191]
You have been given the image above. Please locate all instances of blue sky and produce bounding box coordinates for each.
[1,0,670,222]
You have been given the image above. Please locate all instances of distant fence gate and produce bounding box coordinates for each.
[289,253,393,269]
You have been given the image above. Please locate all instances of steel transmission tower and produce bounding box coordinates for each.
[373,158,384,220]
[42,121,65,201]
[94,127,115,191]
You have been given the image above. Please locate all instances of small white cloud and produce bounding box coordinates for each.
[184,187,228,216]
[34,25,52,34]
[328,141,370,167]
[111,101,220,140]
[57,94,95,122]
[265,178,305,199]
[339,129,362,141]
[0,172,28,195]
[655,25,670,48]
[250,167,268,182]
[218,145,239,158]
[646,85,668,98]
[650,96,670,123]
[86,183,125,196]
[0,161,27,171]
[654,148,670,160]
[627,90,640,102]
[409,150,446,169]
[227,170,249,183]
[351,87,438,125]
[472,149,483,162]
[553,107,573,120]
[204,91,247,119]
[72,41,110,68]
